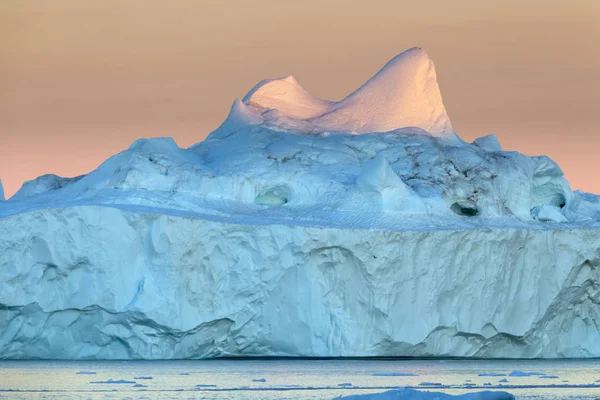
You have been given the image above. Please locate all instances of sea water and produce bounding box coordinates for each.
[1,359,600,399]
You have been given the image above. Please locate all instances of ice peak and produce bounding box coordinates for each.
[243,75,333,120]
[318,46,454,137]
[384,46,429,66]
[216,47,458,141]
[0,178,4,201]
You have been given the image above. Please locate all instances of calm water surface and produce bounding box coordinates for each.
[1,359,600,399]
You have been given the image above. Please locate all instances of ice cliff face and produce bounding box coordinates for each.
[2,207,600,359]
[1,47,600,359]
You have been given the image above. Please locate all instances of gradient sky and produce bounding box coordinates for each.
[1,0,599,198]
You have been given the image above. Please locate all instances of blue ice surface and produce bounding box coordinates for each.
[478,373,506,377]
[133,383,147,388]
[499,378,509,383]
[338,383,353,387]
[195,384,217,388]
[134,376,153,380]
[90,378,135,384]
[179,372,191,376]
[418,382,442,386]
[372,372,418,377]
[539,375,559,379]
[76,371,96,375]
[252,378,266,383]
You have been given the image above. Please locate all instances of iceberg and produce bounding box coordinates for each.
[1,47,599,360]
[90,378,136,384]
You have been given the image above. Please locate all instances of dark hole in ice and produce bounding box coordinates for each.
[255,185,290,206]
[451,201,479,216]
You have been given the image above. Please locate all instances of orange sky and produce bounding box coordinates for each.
[1,0,599,198]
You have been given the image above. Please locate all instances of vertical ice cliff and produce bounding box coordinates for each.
[1,207,600,359]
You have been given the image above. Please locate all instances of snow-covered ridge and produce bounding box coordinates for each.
[1,47,599,360]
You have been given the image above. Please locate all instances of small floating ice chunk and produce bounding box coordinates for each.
[338,383,353,387]
[499,379,509,383]
[134,376,153,380]
[195,384,217,388]
[90,378,136,384]
[76,371,96,375]
[418,382,442,386]
[508,371,545,377]
[179,372,191,376]
[372,372,418,377]
[133,383,147,388]
[539,375,559,379]
[478,373,506,377]
[252,378,266,383]
[484,382,492,386]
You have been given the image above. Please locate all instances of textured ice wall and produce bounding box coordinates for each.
[1,206,599,359]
